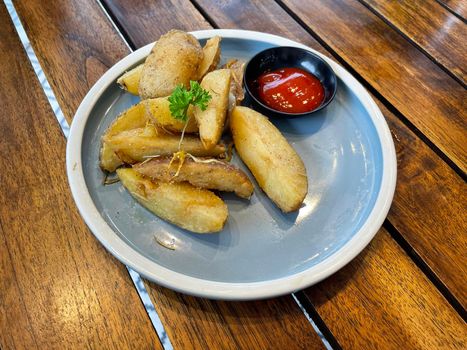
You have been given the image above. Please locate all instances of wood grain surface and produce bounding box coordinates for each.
[193,0,467,309]
[102,0,211,48]
[281,0,467,173]
[146,286,325,349]
[305,228,466,349]
[438,0,467,19]
[386,106,467,308]
[14,0,131,123]
[0,3,161,349]
[12,0,325,348]
[360,0,467,84]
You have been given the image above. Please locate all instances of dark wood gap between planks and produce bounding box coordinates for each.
[274,0,466,181]
[435,0,467,22]
[293,291,343,350]
[188,0,219,29]
[94,0,337,347]
[382,220,467,320]
[356,0,466,88]
[96,0,466,338]
[97,0,137,51]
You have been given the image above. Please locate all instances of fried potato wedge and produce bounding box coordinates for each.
[198,36,221,79]
[117,64,143,95]
[104,127,226,165]
[139,30,202,99]
[144,97,198,133]
[134,156,254,199]
[230,106,308,212]
[194,69,231,149]
[100,102,150,172]
[117,168,227,233]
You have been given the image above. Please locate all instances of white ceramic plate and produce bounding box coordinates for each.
[66,30,396,300]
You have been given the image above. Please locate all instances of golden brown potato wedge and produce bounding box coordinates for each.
[117,168,228,233]
[100,102,150,172]
[144,97,198,133]
[134,156,254,199]
[117,64,143,95]
[139,30,202,99]
[198,36,221,79]
[194,69,231,149]
[104,126,226,165]
[230,106,307,212]
[102,102,149,137]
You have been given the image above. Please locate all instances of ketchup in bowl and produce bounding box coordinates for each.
[255,67,325,114]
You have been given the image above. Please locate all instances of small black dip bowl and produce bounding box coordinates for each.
[243,46,337,118]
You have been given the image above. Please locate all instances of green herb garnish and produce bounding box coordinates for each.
[168,81,211,122]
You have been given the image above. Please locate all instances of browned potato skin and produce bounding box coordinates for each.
[139,30,202,99]
[230,106,308,212]
[100,102,150,172]
[134,157,254,199]
[104,126,226,165]
[144,97,198,133]
[198,36,221,79]
[194,69,231,150]
[117,64,143,95]
[223,59,245,104]
[117,168,228,233]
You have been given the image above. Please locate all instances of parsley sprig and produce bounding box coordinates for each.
[168,81,211,122]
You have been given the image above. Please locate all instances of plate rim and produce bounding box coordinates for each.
[66,29,397,300]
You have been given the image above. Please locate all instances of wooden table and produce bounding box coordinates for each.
[1,0,465,348]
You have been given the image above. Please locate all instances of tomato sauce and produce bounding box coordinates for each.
[255,67,324,113]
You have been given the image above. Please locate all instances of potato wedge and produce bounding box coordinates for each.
[230,106,307,212]
[134,156,254,199]
[104,127,226,165]
[194,69,231,149]
[144,97,198,133]
[198,36,221,79]
[100,102,150,172]
[139,30,202,99]
[117,64,143,95]
[117,168,227,233]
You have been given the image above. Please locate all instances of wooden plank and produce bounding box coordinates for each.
[14,0,326,348]
[0,226,37,349]
[0,3,161,349]
[193,0,467,309]
[304,228,466,349]
[281,0,466,174]
[438,0,467,19]
[146,285,325,349]
[360,0,466,84]
[102,0,211,48]
[14,0,131,123]
[386,104,467,307]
